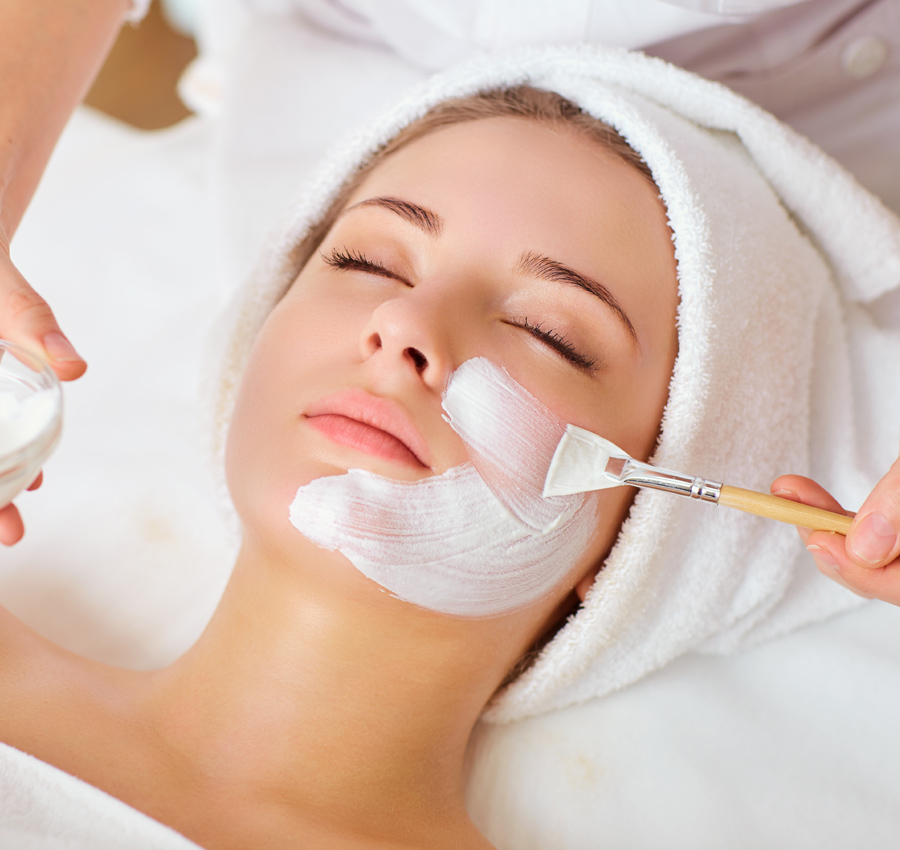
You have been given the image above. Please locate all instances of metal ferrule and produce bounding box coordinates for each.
[615,458,722,503]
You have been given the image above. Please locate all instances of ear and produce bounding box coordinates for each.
[574,562,602,602]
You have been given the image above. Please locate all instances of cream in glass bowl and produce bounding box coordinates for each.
[0,341,62,508]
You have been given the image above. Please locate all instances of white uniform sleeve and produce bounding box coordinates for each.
[243,0,823,64]
[223,0,898,212]
[658,0,812,12]
[255,0,737,68]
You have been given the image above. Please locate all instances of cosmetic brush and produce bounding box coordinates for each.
[543,425,853,535]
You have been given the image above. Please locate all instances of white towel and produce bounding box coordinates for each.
[213,44,900,722]
[0,743,201,850]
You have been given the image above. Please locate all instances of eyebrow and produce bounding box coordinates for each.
[342,196,443,236]
[516,251,639,345]
[342,197,638,345]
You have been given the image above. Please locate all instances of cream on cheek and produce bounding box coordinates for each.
[288,358,603,617]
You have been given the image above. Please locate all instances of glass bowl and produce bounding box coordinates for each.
[0,340,63,508]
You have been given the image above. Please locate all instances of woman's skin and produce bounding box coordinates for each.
[0,117,679,848]
[1,2,899,615]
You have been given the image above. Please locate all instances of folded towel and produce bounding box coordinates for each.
[213,45,900,722]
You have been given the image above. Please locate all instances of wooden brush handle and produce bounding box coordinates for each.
[719,485,853,535]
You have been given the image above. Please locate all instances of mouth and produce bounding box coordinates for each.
[303,389,432,470]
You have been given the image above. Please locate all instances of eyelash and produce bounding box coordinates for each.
[515,317,599,373]
[322,247,411,286]
[322,247,599,373]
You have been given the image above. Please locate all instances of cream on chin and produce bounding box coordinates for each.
[288,358,600,617]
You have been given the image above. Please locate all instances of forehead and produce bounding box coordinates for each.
[350,116,664,234]
[340,117,677,340]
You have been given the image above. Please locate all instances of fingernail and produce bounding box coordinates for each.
[42,331,83,363]
[772,489,795,498]
[849,512,897,566]
[807,543,837,568]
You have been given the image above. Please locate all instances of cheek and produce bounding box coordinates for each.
[224,351,304,537]
[623,329,678,461]
[556,482,636,596]
[223,302,350,531]
[589,486,638,562]
[561,339,676,466]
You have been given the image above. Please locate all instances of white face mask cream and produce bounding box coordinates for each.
[0,389,57,457]
[289,358,600,617]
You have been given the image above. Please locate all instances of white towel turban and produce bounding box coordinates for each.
[212,45,900,722]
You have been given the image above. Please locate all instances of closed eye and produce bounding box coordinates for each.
[322,247,413,287]
[515,317,600,373]
[323,247,598,372]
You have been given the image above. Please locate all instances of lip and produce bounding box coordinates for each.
[303,389,432,469]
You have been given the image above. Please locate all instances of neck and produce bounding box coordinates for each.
[138,536,530,839]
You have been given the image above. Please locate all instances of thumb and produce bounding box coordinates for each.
[846,456,900,569]
[0,245,86,381]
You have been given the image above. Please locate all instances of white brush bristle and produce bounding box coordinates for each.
[542,425,628,497]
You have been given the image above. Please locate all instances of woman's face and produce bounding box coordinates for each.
[227,116,678,595]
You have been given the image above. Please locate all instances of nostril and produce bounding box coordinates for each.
[405,347,428,374]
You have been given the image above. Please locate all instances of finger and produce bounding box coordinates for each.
[770,474,850,515]
[804,537,900,606]
[0,503,25,546]
[804,544,875,598]
[844,457,900,569]
[0,250,87,381]
[27,470,43,491]
[772,474,900,606]
[770,475,852,545]
[771,476,862,587]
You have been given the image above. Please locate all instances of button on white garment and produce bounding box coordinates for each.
[841,35,890,79]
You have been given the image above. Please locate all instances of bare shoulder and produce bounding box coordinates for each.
[0,604,68,727]
[0,603,124,754]
[0,604,63,757]
[0,602,52,682]
[287,811,498,850]
[415,821,497,850]
[455,832,497,850]
[349,831,495,850]
[464,830,496,850]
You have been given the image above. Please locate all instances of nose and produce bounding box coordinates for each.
[360,293,453,390]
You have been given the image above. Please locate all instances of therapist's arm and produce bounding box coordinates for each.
[0,0,129,546]
[772,455,900,606]
[0,0,129,379]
